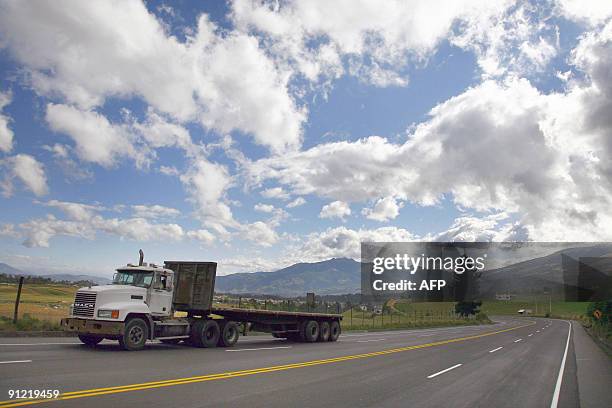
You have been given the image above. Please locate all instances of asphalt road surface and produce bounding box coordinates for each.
[0,317,610,408]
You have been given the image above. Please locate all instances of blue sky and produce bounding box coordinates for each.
[0,1,611,277]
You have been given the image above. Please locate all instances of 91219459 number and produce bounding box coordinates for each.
[8,389,60,399]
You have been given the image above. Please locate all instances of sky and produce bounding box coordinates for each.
[0,0,611,278]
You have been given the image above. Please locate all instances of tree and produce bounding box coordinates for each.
[455,301,482,317]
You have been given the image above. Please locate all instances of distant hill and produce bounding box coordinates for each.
[39,274,111,285]
[480,244,612,299]
[216,258,361,296]
[0,262,24,275]
[0,262,110,285]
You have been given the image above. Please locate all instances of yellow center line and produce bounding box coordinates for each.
[0,321,535,408]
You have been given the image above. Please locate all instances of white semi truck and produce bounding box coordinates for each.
[61,251,342,350]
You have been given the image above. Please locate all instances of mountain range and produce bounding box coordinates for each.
[215,258,361,296]
[0,263,111,284]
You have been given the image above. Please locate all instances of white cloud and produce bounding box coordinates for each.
[1,154,48,197]
[555,0,612,26]
[254,203,275,213]
[241,221,278,247]
[45,200,103,221]
[451,3,560,78]
[362,197,403,222]
[260,187,290,200]
[17,212,198,248]
[159,165,180,176]
[0,223,18,238]
[45,104,142,168]
[0,1,304,153]
[179,157,237,236]
[431,213,527,242]
[247,20,612,241]
[20,215,94,248]
[186,229,215,245]
[0,90,14,152]
[300,226,416,261]
[286,197,306,208]
[319,201,351,220]
[131,204,180,219]
[232,0,517,86]
[11,199,218,248]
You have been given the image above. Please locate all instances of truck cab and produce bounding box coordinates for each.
[62,262,183,349]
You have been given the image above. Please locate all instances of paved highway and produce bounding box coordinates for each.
[0,317,610,408]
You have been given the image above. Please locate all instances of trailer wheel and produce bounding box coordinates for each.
[329,320,341,342]
[318,321,331,342]
[218,321,239,347]
[78,334,103,346]
[119,318,148,351]
[191,319,220,348]
[300,320,319,343]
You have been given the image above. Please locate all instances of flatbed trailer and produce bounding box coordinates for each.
[211,307,342,339]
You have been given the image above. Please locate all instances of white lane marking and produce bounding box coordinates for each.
[514,339,523,343]
[356,338,386,343]
[489,346,503,353]
[0,360,32,364]
[427,364,462,379]
[226,346,292,352]
[550,321,572,408]
[528,334,533,337]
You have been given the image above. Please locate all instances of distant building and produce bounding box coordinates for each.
[495,293,514,301]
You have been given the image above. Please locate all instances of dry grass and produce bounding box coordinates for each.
[0,283,76,323]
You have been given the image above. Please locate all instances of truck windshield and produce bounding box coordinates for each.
[113,270,153,288]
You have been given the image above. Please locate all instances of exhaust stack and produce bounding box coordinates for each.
[138,249,144,266]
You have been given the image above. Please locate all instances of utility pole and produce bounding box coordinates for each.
[13,276,24,324]
[549,293,552,315]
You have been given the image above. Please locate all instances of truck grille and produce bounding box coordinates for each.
[73,292,96,317]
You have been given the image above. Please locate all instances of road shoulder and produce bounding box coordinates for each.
[572,321,612,408]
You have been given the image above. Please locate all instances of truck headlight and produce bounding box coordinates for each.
[97,309,119,319]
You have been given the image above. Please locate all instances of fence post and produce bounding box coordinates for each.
[13,276,24,324]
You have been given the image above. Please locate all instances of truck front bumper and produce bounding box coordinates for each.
[61,318,124,337]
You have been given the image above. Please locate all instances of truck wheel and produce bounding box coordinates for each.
[218,321,239,347]
[300,320,319,343]
[318,321,331,342]
[78,334,103,346]
[119,318,148,351]
[191,319,220,348]
[329,320,341,342]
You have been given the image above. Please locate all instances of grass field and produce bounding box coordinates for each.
[480,300,589,319]
[0,283,77,326]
